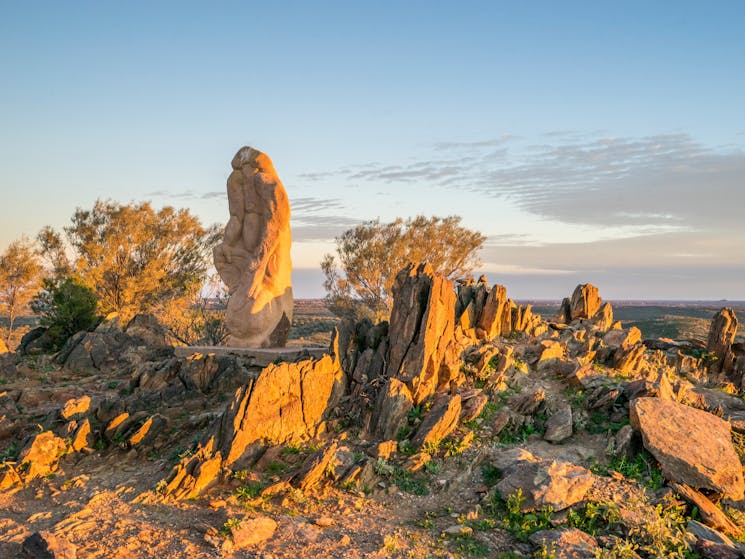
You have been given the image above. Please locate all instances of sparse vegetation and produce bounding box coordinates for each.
[321,215,486,320]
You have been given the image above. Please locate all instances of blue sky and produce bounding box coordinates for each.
[1,1,744,299]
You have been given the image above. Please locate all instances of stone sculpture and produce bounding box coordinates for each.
[214,147,293,347]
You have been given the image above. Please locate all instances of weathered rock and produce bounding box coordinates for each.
[604,327,642,350]
[569,284,602,321]
[528,528,598,558]
[19,327,48,355]
[460,392,488,423]
[165,453,223,500]
[210,354,343,465]
[226,516,277,549]
[693,539,743,559]
[544,405,573,443]
[60,396,92,421]
[411,394,461,449]
[478,284,510,339]
[593,301,614,332]
[671,482,740,536]
[613,343,646,377]
[17,431,67,480]
[21,531,77,559]
[707,308,738,374]
[291,442,338,491]
[70,419,94,452]
[128,414,167,446]
[123,313,169,347]
[687,520,736,548]
[370,378,413,441]
[496,460,594,511]
[386,263,458,404]
[630,397,745,499]
[164,353,343,499]
[214,146,293,348]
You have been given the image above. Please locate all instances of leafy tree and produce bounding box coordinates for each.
[31,276,100,351]
[0,237,42,347]
[322,215,486,320]
[36,225,70,278]
[62,200,220,323]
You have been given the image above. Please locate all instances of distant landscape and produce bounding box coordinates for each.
[291,298,745,346]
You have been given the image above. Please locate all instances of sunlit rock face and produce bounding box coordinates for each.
[214,147,293,348]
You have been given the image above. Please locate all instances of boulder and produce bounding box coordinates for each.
[544,405,573,443]
[17,431,67,480]
[411,394,461,449]
[370,378,413,441]
[593,302,614,332]
[603,327,642,350]
[386,263,458,403]
[478,284,510,339]
[21,531,77,559]
[290,442,338,491]
[209,353,344,466]
[569,284,602,321]
[164,352,344,498]
[226,516,277,549]
[60,396,92,421]
[496,459,594,511]
[631,397,745,499]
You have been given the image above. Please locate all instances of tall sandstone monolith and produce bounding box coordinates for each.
[214,147,293,348]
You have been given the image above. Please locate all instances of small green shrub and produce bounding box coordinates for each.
[31,276,100,351]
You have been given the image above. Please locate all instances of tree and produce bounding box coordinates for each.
[36,225,71,278]
[31,276,100,351]
[0,237,42,347]
[322,215,486,320]
[63,200,220,323]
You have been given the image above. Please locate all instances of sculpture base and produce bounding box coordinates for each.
[173,345,327,367]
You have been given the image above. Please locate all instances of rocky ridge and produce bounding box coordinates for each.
[2,267,745,558]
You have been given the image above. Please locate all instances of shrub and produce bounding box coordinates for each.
[31,277,100,351]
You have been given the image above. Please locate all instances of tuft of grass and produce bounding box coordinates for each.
[591,451,664,490]
[484,489,553,542]
[219,518,241,537]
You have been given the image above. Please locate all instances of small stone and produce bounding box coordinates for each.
[314,516,334,527]
[442,525,473,536]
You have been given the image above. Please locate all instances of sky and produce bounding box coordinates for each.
[1,1,744,300]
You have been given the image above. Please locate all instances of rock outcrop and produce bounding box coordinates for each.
[164,350,344,498]
[214,146,293,348]
[386,263,459,404]
[556,283,614,332]
[631,397,745,499]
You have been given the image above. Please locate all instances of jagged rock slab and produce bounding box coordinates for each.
[631,397,745,499]
[411,394,461,449]
[209,353,344,465]
[370,378,413,441]
[386,262,458,403]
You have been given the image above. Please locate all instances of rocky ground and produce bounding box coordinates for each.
[3,265,745,558]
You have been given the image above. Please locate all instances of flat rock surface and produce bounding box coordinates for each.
[631,397,745,499]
